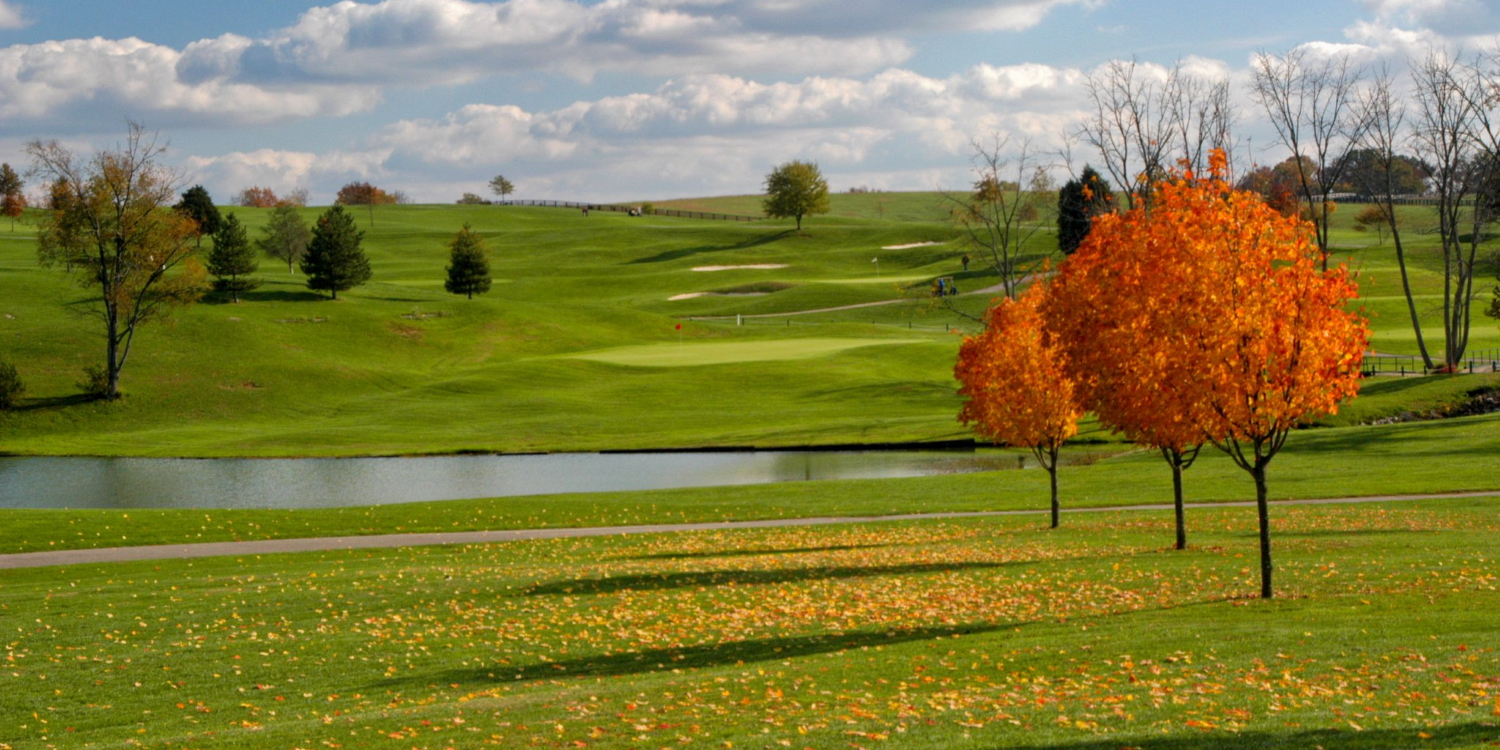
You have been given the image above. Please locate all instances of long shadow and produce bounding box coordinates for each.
[625,542,893,561]
[987,723,1498,750]
[10,393,97,412]
[523,560,1034,596]
[384,623,1010,688]
[231,289,327,303]
[625,230,794,265]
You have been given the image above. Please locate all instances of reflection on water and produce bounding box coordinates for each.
[0,450,1110,510]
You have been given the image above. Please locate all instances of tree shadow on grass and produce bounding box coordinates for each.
[625,230,794,265]
[384,623,1012,688]
[522,559,1038,596]
[988,722,1499,750]
[229,289,327,303]
[623,542,893,561]
[9,393,97,412]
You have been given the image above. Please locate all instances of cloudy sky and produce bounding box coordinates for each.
[0,0,1494,204]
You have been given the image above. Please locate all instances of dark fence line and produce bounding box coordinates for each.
[499,200,763,222]
[1325,193,1477,207]
[1362,352,1500,376]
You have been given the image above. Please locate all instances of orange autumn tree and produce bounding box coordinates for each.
[956,283,1082,528]
[1058,150,1367,599]
[1046,195,1210,551]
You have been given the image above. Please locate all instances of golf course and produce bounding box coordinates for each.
[2,193,1499,749]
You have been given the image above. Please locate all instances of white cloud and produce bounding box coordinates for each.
[195,63,1091,203]
[0,37,380,129]
[0,1,27,30]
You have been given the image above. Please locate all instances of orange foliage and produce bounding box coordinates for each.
[1048,149,1368,596]
[956,283,1082,527]
[237,186,280,208]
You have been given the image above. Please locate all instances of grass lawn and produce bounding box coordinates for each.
[2,498,1497,749]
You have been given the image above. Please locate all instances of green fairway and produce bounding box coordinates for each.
[2,195,1493,457]
[4,499,1498,749]
[567,337,929,367]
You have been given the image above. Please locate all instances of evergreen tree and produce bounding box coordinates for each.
[301,206,371,300]
[175,185,222,247]
[444,224,492,299]
[207,212,260,302]
[1057,165,1113,255]
[257,205,312,274]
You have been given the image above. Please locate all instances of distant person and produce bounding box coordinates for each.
[961,254,970,272]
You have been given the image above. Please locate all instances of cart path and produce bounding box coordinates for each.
[4,491,1497,570]
[682,280,1014,320]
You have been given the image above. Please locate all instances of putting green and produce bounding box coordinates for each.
[568,337,930,367]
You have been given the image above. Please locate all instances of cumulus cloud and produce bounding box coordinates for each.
[0,37,380,130]
[184,148,392,199]
[188,63,1091,203]
[174,0,1100,87]
[0,1,27,30]
[1359,0,1498,36]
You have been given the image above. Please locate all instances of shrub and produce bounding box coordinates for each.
[78,364,109,400]
[0,359,23,409]
[640,202,655,216]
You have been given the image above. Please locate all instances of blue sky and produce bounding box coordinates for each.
[0,0,1494,203]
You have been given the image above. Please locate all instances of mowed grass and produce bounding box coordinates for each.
[3,499,1498,749]
[0,202,973,457]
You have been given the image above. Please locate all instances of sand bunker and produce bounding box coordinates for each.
[881,242,945,250]
[669,292,770,301]
[691,264,788,272]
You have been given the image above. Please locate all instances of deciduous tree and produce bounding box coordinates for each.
[256,205,312,274]
[489,175,514,202]
[27,123,208,400]
[301,206,371,300]
[444,224,492,299]
[0,163,24,231]
[234,186,280,208]
[955,283,1081,529]
[947,136,1054,304]
[1117,152,1366,598]
[207,212,260,302]
[335,181,397,226]
[0,358,22,410]
[762,160,830,232]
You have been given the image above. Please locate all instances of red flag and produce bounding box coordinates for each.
[676,323,682,330]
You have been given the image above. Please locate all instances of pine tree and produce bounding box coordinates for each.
[301,206,371,300]
[1056,165,1113,255]
[175,185,222,247]
[444,224,492,299]
[207,213,260,302]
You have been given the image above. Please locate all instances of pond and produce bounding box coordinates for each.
[0,449,1103,510]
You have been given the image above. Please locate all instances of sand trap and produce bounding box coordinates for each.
[881,242,945,250]
[569,337,927,368]
[669,292,769,301]
[691,264,788,272]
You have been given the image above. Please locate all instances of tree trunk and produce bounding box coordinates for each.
[1046,445,1060,529]
[1253,459,1273,599]
[1389,216,1433,369]
[1171,455,1186,551]
[105,313,121,401]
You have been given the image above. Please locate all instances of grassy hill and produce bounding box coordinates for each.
[0,196,1496,457]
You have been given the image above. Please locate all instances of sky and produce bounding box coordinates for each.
[0,0,1495,204]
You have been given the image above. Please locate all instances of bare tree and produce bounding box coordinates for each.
[27,123,208,399]
[1354,65,1435,368]
[1167,72,1239,179]
[1410,50,1500,370]
[1250,48,1369,268]
[1079,58,1178,211]
[944,136,1054,304]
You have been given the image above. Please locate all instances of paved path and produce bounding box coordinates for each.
[683,280,1016,321]
[3,491,1497,571]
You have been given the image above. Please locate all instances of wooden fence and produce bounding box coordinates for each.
[500,200,762,222]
